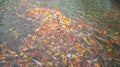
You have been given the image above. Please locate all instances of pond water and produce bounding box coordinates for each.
[0,0,120,67]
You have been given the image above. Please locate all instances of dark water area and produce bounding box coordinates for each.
[0,0,120,67]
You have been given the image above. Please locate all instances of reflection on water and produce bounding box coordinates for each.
[0,0,120,67]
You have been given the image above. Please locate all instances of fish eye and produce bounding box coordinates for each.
[57,28,60,30]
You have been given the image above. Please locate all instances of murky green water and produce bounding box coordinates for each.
[0,0,120,67]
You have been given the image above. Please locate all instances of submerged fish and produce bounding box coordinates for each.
[1,1,119,67]
[32,59,43,67]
